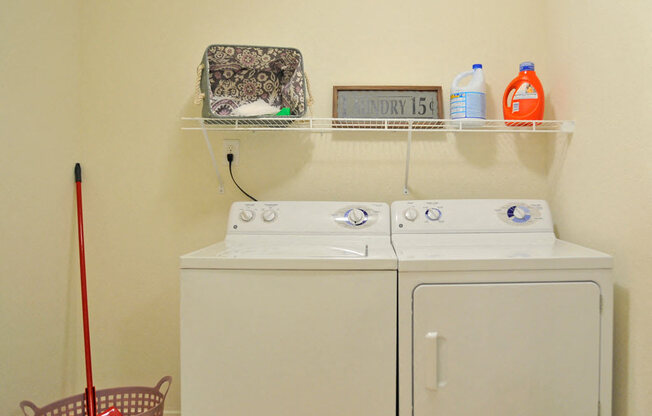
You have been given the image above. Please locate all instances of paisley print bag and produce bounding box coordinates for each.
[195,45,308,118]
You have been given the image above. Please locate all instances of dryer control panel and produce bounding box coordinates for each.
[228,201,390,235]
[391,199,553,234]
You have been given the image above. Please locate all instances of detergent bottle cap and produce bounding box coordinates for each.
[472,64,483,69]
[519,61,535,72]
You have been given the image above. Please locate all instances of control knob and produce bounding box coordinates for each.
[262,209,277,222]
[404,207,418,221]
[425,208,442,221]
[347,208,368,226]
[239,209,254,222]
[512,206,527,220]
[506,205,531,223]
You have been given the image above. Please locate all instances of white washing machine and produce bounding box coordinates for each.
[392,200,613,416]
[180,201,397,416]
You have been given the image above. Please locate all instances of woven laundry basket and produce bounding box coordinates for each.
[19,376,171,416]
[196,44,308,119]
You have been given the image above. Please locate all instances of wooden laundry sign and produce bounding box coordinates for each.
[333,86,443,119]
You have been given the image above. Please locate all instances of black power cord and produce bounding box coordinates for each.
[227,153,257,201]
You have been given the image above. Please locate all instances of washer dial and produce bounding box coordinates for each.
[239,209,255,222]
[262,209,277,222]
[346,208,369,226]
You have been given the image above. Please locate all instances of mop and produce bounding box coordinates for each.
[74,163,122,416]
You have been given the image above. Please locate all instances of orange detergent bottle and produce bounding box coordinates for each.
[503,62,544,125]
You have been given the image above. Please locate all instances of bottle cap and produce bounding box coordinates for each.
[520,62,535,71]
[472,64,483,69]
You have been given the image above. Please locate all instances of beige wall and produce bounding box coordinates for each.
[545,1,652,415]
[0,1,83,415]
[1,0,650,415]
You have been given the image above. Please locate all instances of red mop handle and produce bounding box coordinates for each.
[75,163,97,416]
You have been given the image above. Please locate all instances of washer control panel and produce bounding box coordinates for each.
[392,200,553,233]
[229,201,389,234]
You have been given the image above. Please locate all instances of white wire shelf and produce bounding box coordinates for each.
[182,117,574,195]
[182,117,574,133]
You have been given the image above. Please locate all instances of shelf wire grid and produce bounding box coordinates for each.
[182,117,574,133]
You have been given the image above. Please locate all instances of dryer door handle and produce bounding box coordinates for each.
[425,332,439,390]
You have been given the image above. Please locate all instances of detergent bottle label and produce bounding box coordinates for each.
[450,92,486,119]
[514,83,538,100]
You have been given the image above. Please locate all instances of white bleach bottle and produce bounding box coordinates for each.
[450,64,486,126]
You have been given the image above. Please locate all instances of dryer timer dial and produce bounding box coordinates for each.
[506,205,532,223]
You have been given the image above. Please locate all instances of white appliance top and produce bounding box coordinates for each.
[391,199,612,271]
[180,201,396,270]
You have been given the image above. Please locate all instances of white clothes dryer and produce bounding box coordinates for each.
[180,201,397,416]
[392,200,613,416]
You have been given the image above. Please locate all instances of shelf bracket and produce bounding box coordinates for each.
[181,117,575,197]
[199,120,225,194]
[403,121,413,195]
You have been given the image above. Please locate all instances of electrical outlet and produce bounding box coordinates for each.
[223,139,240,165]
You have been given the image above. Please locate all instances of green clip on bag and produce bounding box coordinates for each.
[194,45,309,119]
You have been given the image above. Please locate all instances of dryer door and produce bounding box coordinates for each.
[412,282,600,416]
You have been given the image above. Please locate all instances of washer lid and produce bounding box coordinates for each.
[180,235,397,270]
[392,236,612,271]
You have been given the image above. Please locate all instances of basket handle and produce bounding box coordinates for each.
[304,72,314,118]
[154,376,172,398]
[19,401,40,416]
[193,63,206,105]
